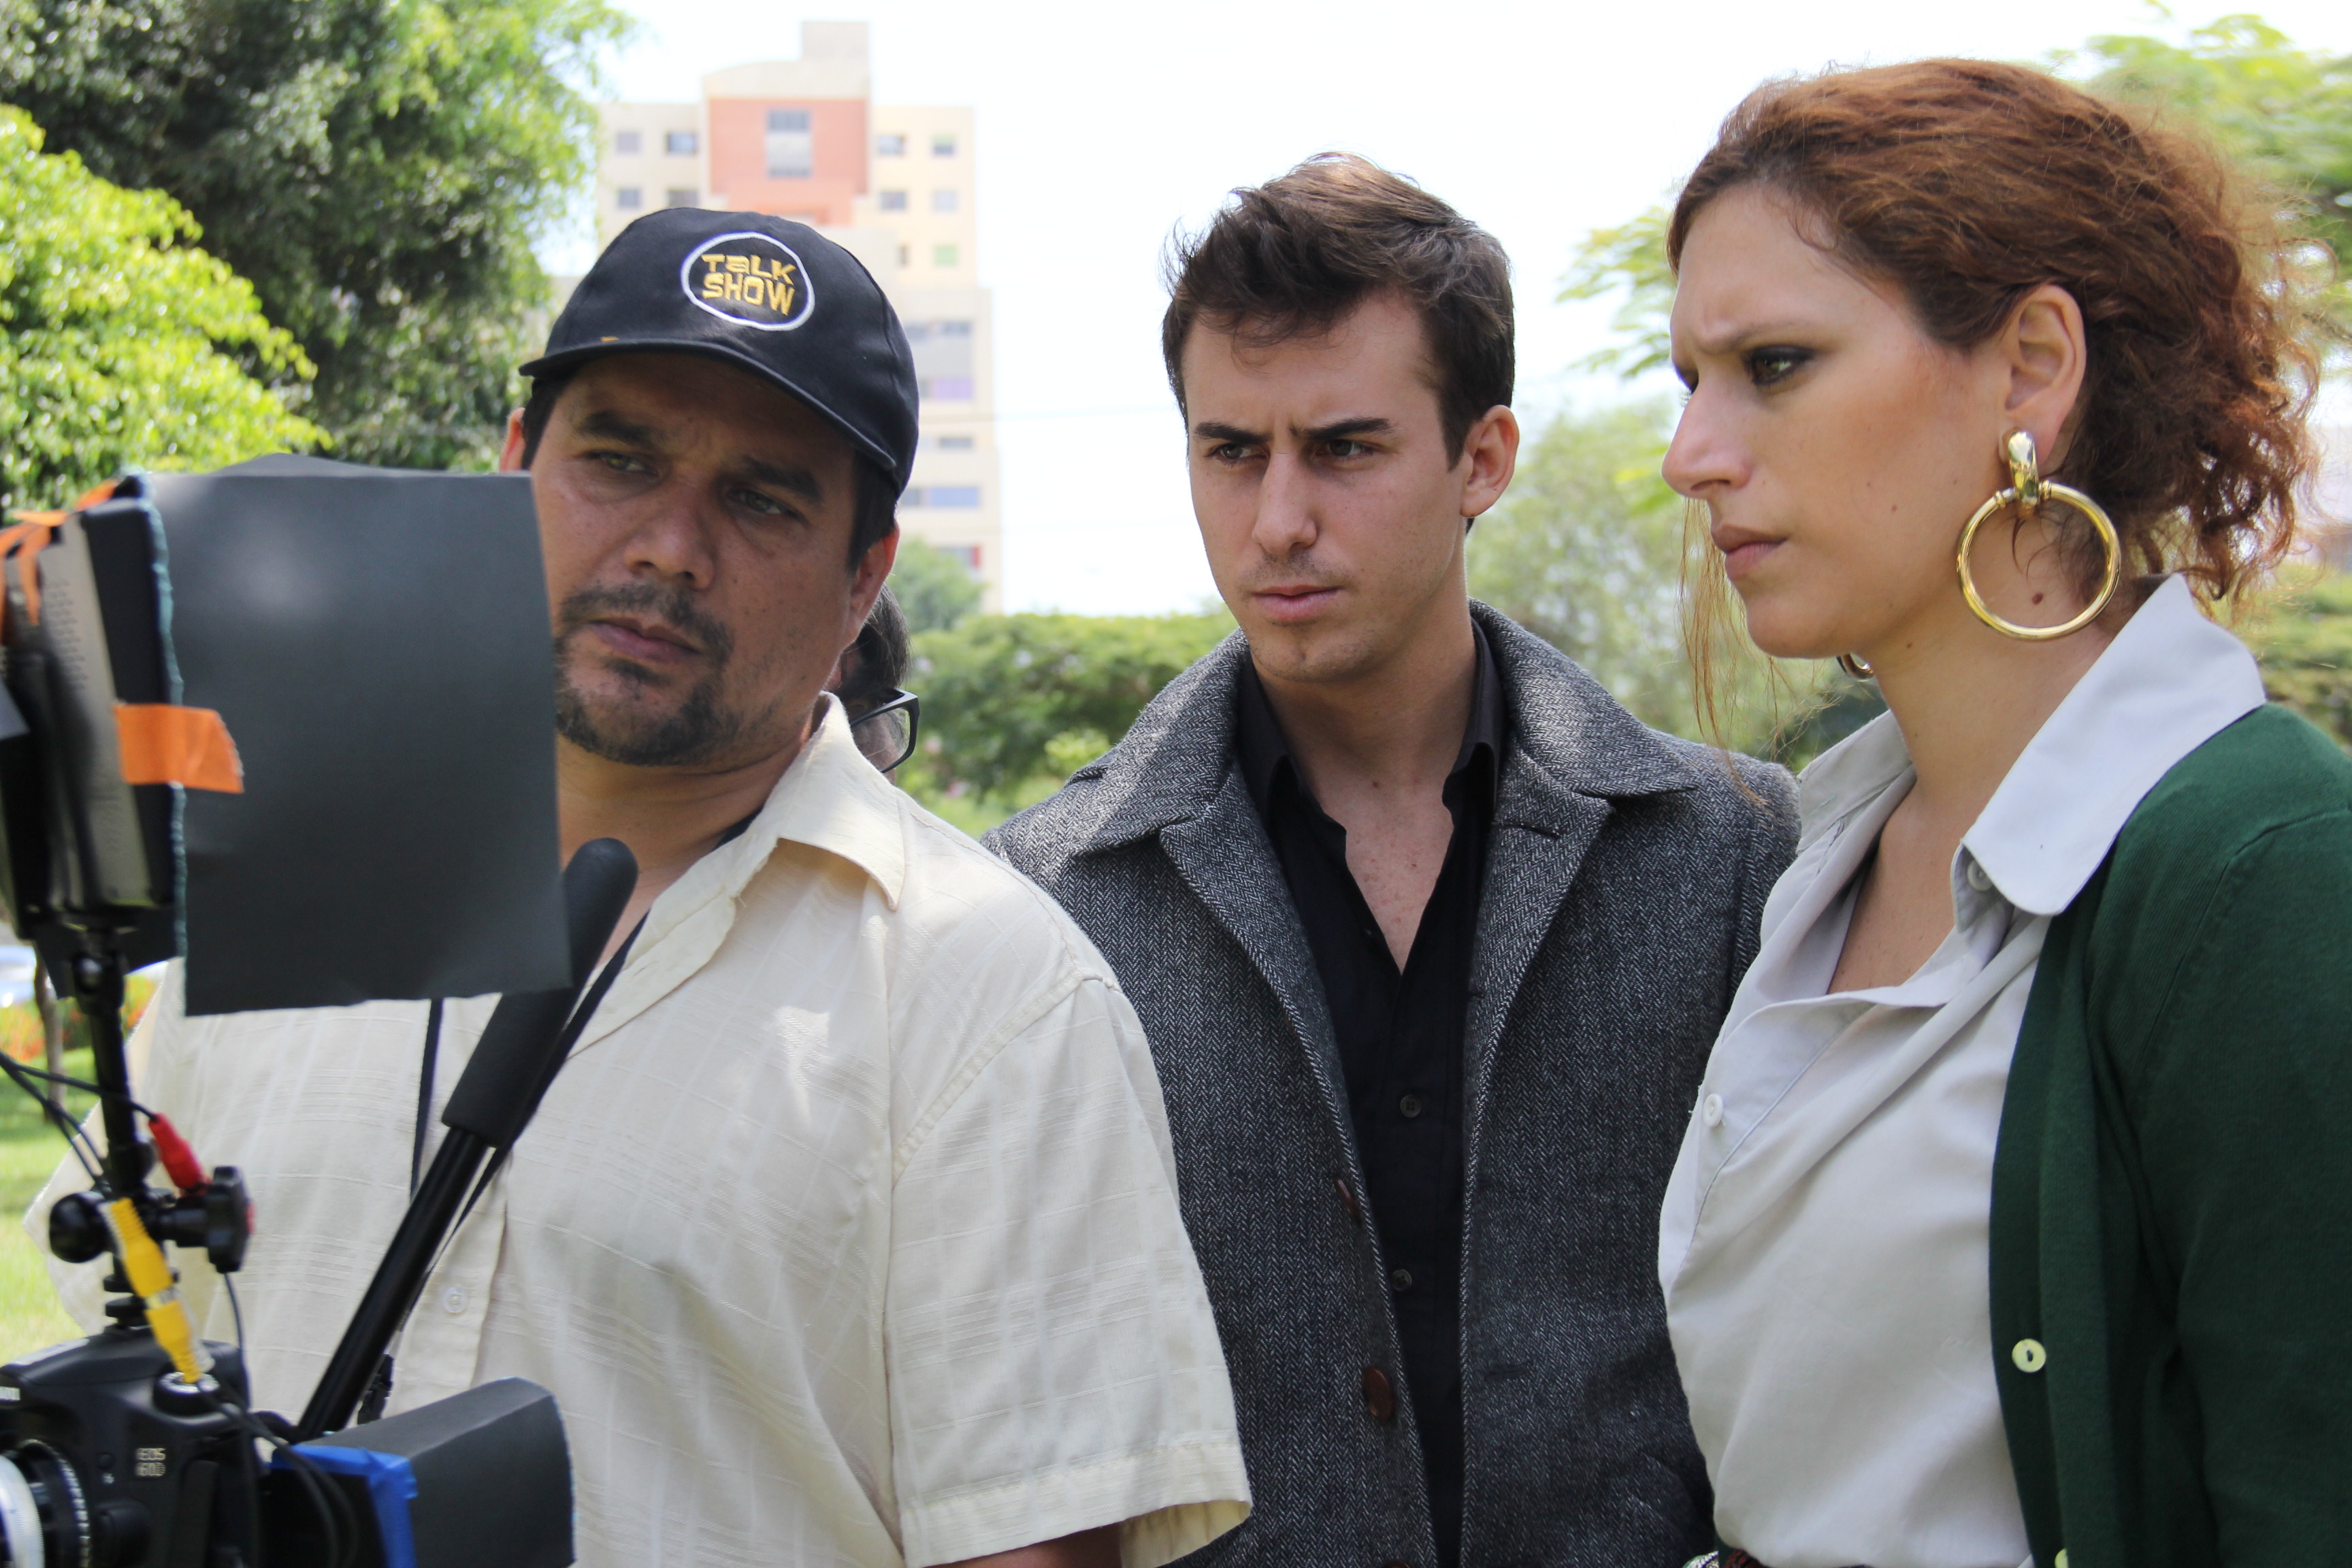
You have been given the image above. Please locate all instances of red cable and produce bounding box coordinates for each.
[147,1113,206,1191]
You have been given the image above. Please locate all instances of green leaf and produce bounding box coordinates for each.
[888,537,985,634]
[0,107,321,509]
[0,0,637,468]
[906,610,1235,804]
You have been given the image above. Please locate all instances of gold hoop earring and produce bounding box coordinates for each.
[1955,430,2121,642]
[1836,653,1874,679]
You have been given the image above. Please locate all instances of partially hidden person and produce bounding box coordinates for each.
[990,154,1798,1567]
[832,581,922,772]
[35,208,1250,1568]
[1656,61,2352,1568]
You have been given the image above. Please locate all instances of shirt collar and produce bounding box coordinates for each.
[1235,620,1505,816]
[1962,574,2265,915]
[1799,575,2266,915]
[709,693,909,913]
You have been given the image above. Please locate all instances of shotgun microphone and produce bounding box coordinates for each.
[295,838,637,1441]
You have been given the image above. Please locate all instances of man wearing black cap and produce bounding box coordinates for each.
[39,210,1251,1568]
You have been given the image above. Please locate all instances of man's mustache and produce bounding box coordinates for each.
[557,583,735,667]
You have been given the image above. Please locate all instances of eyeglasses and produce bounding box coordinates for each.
[847,689,920,773]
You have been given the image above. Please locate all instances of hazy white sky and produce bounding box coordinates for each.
[580,0,2349,615]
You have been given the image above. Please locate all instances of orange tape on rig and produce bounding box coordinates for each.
[115,704,244,794]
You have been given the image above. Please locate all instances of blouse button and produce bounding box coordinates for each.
[442,1286,468,1316]
[1965,860,1994,893]
[1701,1094,1724,1129]
[2011,1337,2047,1373]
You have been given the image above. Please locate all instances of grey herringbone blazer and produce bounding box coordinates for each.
[988,604,1797,1567]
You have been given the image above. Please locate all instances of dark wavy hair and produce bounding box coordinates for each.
[1161,152,1514,463]
[1670,59,2321,607]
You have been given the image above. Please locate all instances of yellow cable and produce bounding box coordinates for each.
[105,1198,210,1383]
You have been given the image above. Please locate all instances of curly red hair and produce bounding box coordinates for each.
[1669,59,2321,602]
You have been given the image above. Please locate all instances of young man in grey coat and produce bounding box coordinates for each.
[990,155,1797,1567]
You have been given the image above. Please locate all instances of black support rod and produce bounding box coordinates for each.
[72,945,144,1199]
[295,839,635,1441]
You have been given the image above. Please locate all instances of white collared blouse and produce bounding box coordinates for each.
[1657,577,2268,1568]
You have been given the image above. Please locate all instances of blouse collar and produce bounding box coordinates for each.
[1797,574,2266,917]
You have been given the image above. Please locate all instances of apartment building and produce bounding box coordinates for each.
[595,22,1002,609]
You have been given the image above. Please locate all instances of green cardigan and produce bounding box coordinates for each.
[1991,703,2352,1568]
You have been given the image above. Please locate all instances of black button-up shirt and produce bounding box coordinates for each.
[1235,627,1503,1568]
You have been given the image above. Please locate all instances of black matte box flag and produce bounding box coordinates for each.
[149,457,568,1015]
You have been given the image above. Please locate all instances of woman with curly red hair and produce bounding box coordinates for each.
[1654,59,2349,1568]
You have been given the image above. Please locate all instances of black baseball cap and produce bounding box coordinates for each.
[522,208,921,493]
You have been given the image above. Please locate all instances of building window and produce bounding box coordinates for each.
[932,243,959,267]
[878,189,907,212]
[939,319,973,337]
[943,544,983,576]
[615,186,643,210]
[931,189,960,214]
[876,132,906,157]
[936,434,975,450]
[921,377,975,402]
[930,486,982,508]
[932,133,958,157]
[665,130,698,156]
[664,187,698,208]
[897,244,910,267]
[765,108,812,178]
[613,130,642,155]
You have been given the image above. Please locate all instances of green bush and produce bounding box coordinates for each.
[2,0,632,469]
[904,610,1235,821]
[2242,566,2352,749]
[0,108,320,509]
[889,537,984,633]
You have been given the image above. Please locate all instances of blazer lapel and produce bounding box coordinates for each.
[1160,774,1364,1179]
[1458,604,1705,1186]
[1465,766,1612,1117]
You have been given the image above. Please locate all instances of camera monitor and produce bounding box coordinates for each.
[0,455,569,1015]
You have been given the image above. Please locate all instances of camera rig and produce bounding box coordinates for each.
[0,466,621,1567]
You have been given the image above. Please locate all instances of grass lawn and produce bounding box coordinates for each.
[0,1051,95,1362]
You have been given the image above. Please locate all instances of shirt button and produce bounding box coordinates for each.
[1701,1093,1724,1128]
[2012,1337,2047,1373]
[1361,1366,1396,1422]
[1965,860,1993,893]
[1389,1268,1414,1294]
[1399,1094,1424,1119]
[441,1286,468,1316]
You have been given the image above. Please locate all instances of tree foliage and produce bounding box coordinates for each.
[0,0,632,469]
[1469,401,1688,730]
[1561,16,2352,376]
[2242,565,2352,748]
[889,537,984,634]
[2063,15,2352,351]
[1557,208,1674,380]
[906,611,1233,805]
[1466,400,1874,763]
[0,106,319,510]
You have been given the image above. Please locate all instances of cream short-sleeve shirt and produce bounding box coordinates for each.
[35,699,1250,1568]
